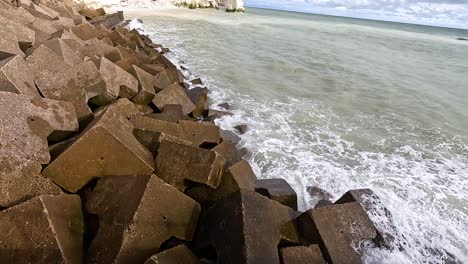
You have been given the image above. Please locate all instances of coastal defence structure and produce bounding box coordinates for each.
[0,0,395,263]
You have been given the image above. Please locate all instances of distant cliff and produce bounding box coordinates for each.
[82,0,244,12]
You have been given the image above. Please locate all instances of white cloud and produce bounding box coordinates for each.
[246,0,468,28]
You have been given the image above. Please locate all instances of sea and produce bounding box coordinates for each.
[122,7,468,263]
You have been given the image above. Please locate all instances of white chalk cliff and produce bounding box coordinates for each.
[82,0,243,11]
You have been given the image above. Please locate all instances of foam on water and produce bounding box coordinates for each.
[126,8,468,263]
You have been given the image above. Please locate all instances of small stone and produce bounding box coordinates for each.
[144,245,200,264]
[0,55,39,96]
[155,139,225,191]
[43,109,154,192]
[178,120,221,147]
[235,124,249,134]
[0,92,79,165]
[90,57,138,106]
[153,83,195,115]
[0,194,83,264]
[280,245,325,264]
[86,175,200,264]
[296,202,378,264]
[218,102,230,109]
[190,78,203,85]
[256,179,298,210]
[145,104,185,123]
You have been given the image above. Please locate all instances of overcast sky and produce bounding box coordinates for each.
[245,0,468,28]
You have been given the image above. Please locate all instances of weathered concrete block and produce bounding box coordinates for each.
[178,120,220,147]
[0,194,83,264]
[187,87,208,117]
[256,178,298,210]
[0,92,78,164]
[0,29,25,60]
[186,159,256,208]
[131,65,157,105]
[155,139,225,191]
[280,245,325,264]
[90,57,138,106]
[196,190,300,264]
[0,55,39,96]
[145,104,184,123]
[0,14,35,48]
[71,23,98,41]
[296,202,378,264]
[0,6,35,25]
[335,189,398,248]
[94,98,143,119]
[43,109,154,192]
[140,63,165,76]
[153,83,195,115]
[86,175,200,264]
[212,141,243,167]
[36,60,106,125]
[26,44,70,80]
[235,124,249,134]
[43,37,82,66]
[220,129,241,145]
[130,115,179,136]
[144,245,200,264]
[0,160,62,207]
[31,18,61,36]
[78,38,122,62]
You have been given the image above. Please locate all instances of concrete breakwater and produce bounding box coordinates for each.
[0,0,395,263]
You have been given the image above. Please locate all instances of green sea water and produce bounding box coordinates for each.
[124,7,468,263]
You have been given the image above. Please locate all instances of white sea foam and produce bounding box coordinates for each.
[127,8,468,263]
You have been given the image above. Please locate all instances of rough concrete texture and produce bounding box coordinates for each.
[90,57,138,106]
[130,115,179,136]
[0,194,83,264]
[86,175,200,264]
[0,91,78,164]
[255,178,298,210]
[0,29,24,60]
[153,82,195,115]
[280,245,325,264]
[131,65,158,105]
[0,160,62,207]
[36,60,107,125]
[144,104,184,123]
[144,245,201,264]
[26,44,71,80]
[178,120,221,147]
[0,55,39,96]
[197,190,300,264]
[0,16,35,48]
[155,139,226,191]
[296,202,378,264]
[43,109,154,192]
[43,37,82,66]
[94,98,143,119]
[212,141,243,167]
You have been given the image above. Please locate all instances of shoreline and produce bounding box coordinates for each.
[0,0,408,263]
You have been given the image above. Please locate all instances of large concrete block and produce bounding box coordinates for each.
[0,194,83,264]
[26,44,70,80]
[0,29,24,60]
[280,245,325,264]
[296,202,378,264]
[155,139,225,191]
[31,18,61,36]
[131,65,158,105]
[256,178,298,210]
[145,104,184,123]
[43,37,82,66]
[94,98,143,119]
[152,83,195,115]
[130,115,179,136]
[0,92,78,164]
[86,175,200,264]
[90,57,138,106]
[186,159,256,208]
[0,160,62,207]
[0,55,39,96]
[78,38,121,62]
[196,190,300,264]
[0,15,35,49]
[36,60,106,125]
[71,23,97,41]
[43,109,154,192]
[212,141,243,167]
[178,120,220,147]
[144,245,200,264]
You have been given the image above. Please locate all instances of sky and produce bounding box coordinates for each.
[245,0,468,29]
